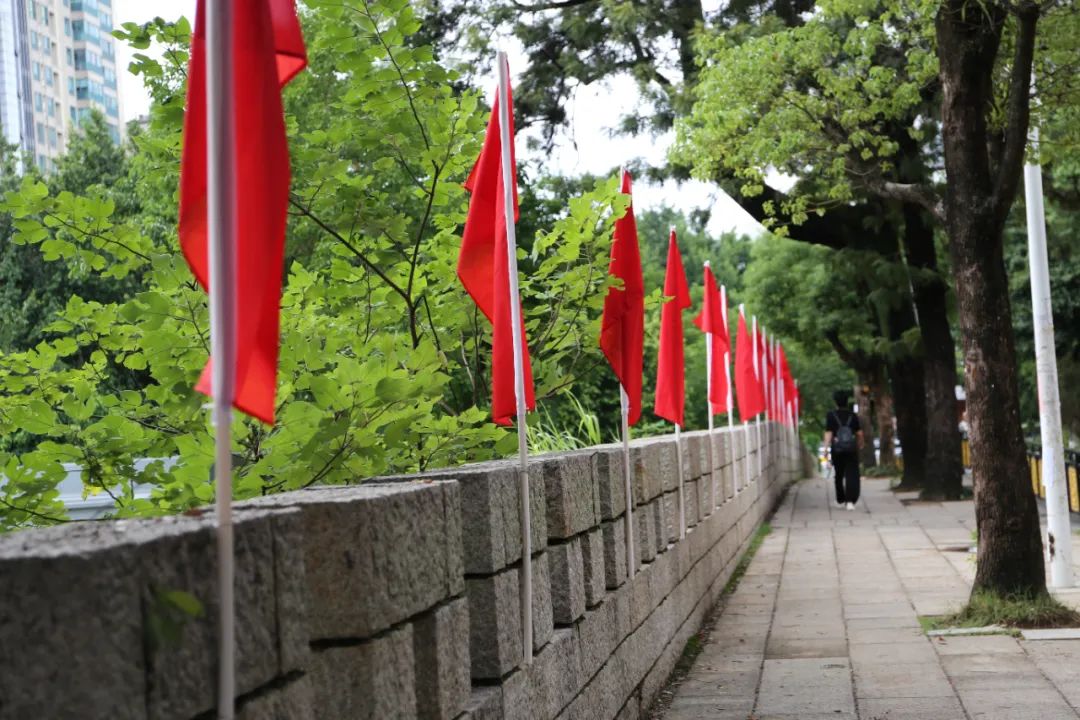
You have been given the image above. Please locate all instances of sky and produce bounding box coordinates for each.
[113,1,768,238]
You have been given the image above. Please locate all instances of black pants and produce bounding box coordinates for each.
[833,452,860,504]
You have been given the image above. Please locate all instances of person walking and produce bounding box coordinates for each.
[825,390,865,510]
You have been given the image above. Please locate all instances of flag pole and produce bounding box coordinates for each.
[1024,109,1072,588]
[673,423,682,539]
[620,385,636,577]
[752,315,763,481]
[671,226,686,539]
[496,51,534,663]
[207,2,237,716]
[704,262,716,511]
[740,305,751,489]
[721,284,735,494]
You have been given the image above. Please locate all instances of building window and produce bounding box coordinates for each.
[34,93,42,112]
[69,106,76,121]
[31,32,38,50]
[38,155,47,172]
[68,77,74,95]
[36,122,44,143]
[48,127,57,147]
[64,18,70,36]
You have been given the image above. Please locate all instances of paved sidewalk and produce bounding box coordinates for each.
[663,475,1080,720]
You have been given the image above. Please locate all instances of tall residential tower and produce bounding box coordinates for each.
[0,0,122,172]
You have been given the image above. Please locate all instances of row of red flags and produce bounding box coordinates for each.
[459,74,801,431]
[176,13,799,432]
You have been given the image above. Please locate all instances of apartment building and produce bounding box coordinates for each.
[0,0,123,173]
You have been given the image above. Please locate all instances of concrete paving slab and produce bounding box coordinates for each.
[955,688,1079,720]
[857,695,968,720]
[1021,628,1080,640]
[756,658,854,716]
[659,477,1080,720]
[849,641,938,665]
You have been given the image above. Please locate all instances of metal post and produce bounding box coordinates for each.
[721,285,735,494]
[704,262,715,511]
[675,423,686,539]
[1024,122,1073,588]
[621,386,636,578]
[207,4,237,717]
[496,52,535,661]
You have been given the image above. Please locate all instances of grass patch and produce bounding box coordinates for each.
[931,590,1080,630]
[864,465,899,478]
[723,522,772,596]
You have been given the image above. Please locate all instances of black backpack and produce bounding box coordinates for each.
[831,411,857,454]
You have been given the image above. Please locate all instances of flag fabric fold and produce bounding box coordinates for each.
[458,68,536,426]
[735,311,765,420]
[600,170,645,425]
[179,0,308,425]
[778,343,795,426]
[762,332,777,421]
[654,229,691,427]
[693,265,730,416]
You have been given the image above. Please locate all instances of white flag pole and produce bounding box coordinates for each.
[620,385,636,578]
[1024,107,1072,588]
[721,284,735,494]
[704,262,716,511]
[496,51,534,663]
[207,3,237,717]
[740,305,751,489]
[671,227,686,540]
[675,423,686,539]
[752,316,763,480]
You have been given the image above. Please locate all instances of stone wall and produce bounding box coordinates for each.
[0,422,810,720]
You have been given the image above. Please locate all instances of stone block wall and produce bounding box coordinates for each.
[0,423,810,720]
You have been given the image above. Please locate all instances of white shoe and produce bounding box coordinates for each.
[845,502,855,511]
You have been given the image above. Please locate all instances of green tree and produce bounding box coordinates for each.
[676,0,1080,598]
[0,1,630,530]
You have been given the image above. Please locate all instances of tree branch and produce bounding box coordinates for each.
[510,0,596,11]
[870,180,945,223]
[992,1,1040,224]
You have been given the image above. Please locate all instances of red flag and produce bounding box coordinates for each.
[600,170,645,425]
[735,311,765,420]
[179,0,307,425]
[778,343,796,425]
[654,230,691,426]
[759,331,776,420]
[692,265,730,415]
[459,67,536,426]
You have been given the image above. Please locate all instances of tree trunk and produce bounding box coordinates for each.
[891,355,928,489]
[886,293,926,488]
[936,1,1045,597]
[869,365,896,468]
[854,377,877,468]
[902,203,965,499]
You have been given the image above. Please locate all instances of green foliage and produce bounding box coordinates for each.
[673,0,940,230]
[0,1,632,529]
[525,394,603,454]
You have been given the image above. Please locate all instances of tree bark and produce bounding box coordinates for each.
[902,204,965,499]
[869,365,896,468]
[936,0,1045,597]
[854,377,878,468]
[891,354,928,489]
